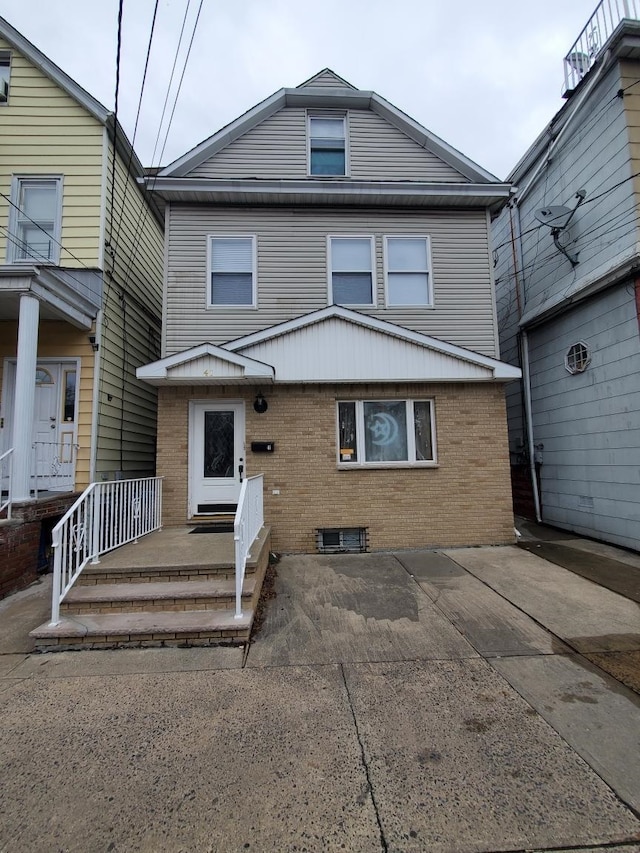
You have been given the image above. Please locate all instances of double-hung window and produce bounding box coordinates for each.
[385,236,432,306]
[329,236,375,306]
[8,177,62,263]
[337,399,436,466]
[208,235,256,307]
[309,115,346,176]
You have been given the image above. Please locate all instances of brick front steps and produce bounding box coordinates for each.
[30,526,270,651]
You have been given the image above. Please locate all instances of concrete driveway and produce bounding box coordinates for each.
[1,532,639,852]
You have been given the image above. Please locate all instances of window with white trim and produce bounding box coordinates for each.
[329,236,375,305]
[337,399,436,466]
[8,177,62,263]
[385,236,432,306]
[565,341,590,374]
[208,235,256,307]
[309,115,346,176]
[0,51,10,104]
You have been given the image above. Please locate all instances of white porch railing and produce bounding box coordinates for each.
[0,448,13,519]
[49,476,163,625]
[233,474,264,619]
[564,0,640,93]
[32,440,78,495]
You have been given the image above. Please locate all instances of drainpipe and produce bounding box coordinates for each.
[521,329,542,522]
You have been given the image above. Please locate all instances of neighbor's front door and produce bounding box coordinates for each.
[190,401,245,515]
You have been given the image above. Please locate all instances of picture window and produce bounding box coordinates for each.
[337,399,436,466]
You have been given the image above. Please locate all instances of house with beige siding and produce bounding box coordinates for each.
[0,16,163,597]
[139,69,520,554]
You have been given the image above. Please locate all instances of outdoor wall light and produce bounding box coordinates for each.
[253,391,268,414]
[88,334,99,352]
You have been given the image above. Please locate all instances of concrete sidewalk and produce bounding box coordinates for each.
[1,526,639,852]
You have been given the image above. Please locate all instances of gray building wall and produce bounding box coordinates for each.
[528,285,640,550]
[492,58,640,548]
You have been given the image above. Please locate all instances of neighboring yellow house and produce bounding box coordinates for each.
[0,16,164,597]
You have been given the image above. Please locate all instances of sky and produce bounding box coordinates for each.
[1,0,597,180]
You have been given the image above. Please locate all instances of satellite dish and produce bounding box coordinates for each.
[534,206,572,228]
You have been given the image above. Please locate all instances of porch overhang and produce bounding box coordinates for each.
[140,308,521,386]
[137,343,275,385]
[0,265,101,329]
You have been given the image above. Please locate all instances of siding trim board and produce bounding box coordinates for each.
[150,177,511,208]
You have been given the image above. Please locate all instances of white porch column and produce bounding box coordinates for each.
[12,293,40,501]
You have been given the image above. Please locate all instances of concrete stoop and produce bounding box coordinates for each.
[29,526,271,651]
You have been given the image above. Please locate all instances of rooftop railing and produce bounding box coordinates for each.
[564,0,640,94]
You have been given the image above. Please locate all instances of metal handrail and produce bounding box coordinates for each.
[233,474,264,619]
[0,448,13,519]
[563,0,640,93]
[49,476,163,625]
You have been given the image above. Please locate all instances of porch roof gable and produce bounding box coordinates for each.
[139,308,521,385]
[136,342,275,385]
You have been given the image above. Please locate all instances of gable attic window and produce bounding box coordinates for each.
[329,236,375,306]
[8,176,63,264]
[385,236,433,306]
[208,235,256,307]
[309,115,346,176]
[0,52,10,103]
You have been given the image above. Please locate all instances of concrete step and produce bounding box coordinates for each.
[30,608,253,650]
[61,578,255,615]
[77,561,247,585]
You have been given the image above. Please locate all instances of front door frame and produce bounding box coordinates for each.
[1,357,80,490]
[188,399,246,518]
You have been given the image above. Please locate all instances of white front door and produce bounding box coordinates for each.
[190,401,245,515]
[1,359,78,491]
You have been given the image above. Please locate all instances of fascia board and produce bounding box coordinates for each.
[370,94,500,183]
[226,305,521,379]
[148,176,511,204]
[159,89,287,177]
[0,15,109,123]
[137,343,274,379]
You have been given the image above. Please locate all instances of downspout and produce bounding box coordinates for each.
[521,329,542,522]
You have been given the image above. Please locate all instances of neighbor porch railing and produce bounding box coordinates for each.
[32,440,78,495]
[49,476,163,625]
[0,448,13,519]
[564,0,640,93]
[233,474,264,619]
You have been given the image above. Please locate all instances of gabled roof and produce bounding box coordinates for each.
[159,69,500,183]
[136,343,274,385]
[138,307,521,385]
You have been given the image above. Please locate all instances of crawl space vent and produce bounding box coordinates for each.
[316,527,368,554]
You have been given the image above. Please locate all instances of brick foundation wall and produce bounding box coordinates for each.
[157,383,515,552]
[0,493,78,599]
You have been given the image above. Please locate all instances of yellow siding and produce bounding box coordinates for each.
[0,320,95,489]
[0,36,103,266]
[96,144,164,477]
[620,60,640,214]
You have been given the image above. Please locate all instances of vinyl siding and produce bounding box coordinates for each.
[165,205,498,356]
[96,142,164,477]
[621,59,640,218]
[528,285,640,550]
[493,59,636,462]
[0,37,103,266]
[188,107,466,183]
[302,70,354,88]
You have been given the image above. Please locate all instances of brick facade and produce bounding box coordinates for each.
[157,383,515,552]
[0,493,78,599]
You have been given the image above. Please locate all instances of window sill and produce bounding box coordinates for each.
[337,462,439,471]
